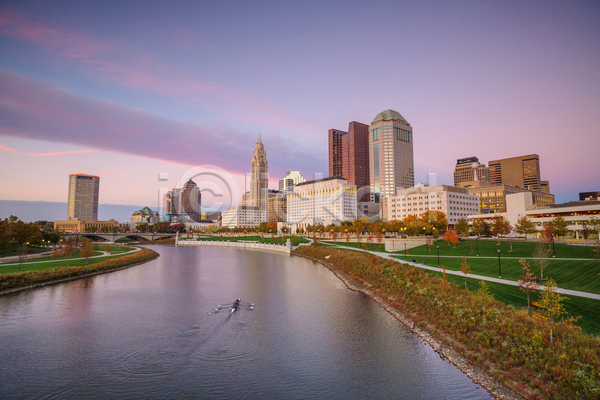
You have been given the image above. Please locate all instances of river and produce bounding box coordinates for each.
[0,245,491,399]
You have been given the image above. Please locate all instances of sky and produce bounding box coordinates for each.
[1,0,599,221]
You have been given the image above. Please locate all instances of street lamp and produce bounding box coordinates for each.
[437,245,440,267]
[552,234,556,257]
[404,242,407,260]
[476,235,479,256]
[497,249,501,278]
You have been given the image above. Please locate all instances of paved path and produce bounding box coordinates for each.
[0,247,139,267]
[327,243,600,301]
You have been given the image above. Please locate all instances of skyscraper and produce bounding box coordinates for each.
[328,122,370,191]
[488,154,549,193]
[243,137,268,212]
[279,171,306,192]
[328,129,346,178]
[180,179,201,222]
[67,174,100,220]
[454,157,491,186]
[368,109,414,201]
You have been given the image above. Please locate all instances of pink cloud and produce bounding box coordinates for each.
[0,7,321,137]
[0,71,322,178]
[0,144,21,154]
[27,149,102,156]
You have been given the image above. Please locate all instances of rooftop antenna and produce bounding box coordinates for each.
[258,132,262,141]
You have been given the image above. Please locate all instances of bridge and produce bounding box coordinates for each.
[65,232,177,242]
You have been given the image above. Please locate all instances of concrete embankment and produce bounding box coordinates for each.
[176,237,293,254]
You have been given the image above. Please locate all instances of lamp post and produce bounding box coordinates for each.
[437,245,440,267]
[476,235,479,256]
[497,249,501,278]
[404,242,407,260]
[552,234,556,257]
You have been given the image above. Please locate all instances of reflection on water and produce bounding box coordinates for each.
[0,245,491,399]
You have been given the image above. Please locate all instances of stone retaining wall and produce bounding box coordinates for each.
[176,237,292,254]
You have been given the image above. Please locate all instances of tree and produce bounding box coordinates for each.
[51,245,61,266]
[548,215,569,239]
[61,238,75,267]
[332,232,338,245]
[533,278,581,346]
[376,231,383,248]
[532,244,551,280]
[514,215,537,239]
[121,226,130,233]
[454,218,470,237]
[540,224,555,250]
[443,229,459,247]
[104,244,112,256]
[80,238,94,265]
[518,259,539,308]
[580,222,591,240]
[588,216,600,237]
[459,256,470,288]
[137,223,148,233]
[470,219,486,237]
[312,233,317,247]
[291,235,297,245]
[266,221,277,233]
[420,211,448,233]
[490,217,512,245]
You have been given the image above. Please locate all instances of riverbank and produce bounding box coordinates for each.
[294,246,600,400]
[0,247,159,295]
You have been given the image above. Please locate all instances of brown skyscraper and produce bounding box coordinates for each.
[328,122,370,192]
[67,174,100,221]
[489,154,549,193]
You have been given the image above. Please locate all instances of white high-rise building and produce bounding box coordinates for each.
[286,177,357,231]
[279,171,306,192]
[368,110,414,202]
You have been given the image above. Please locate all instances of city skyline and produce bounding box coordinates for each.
[1,1,599,220]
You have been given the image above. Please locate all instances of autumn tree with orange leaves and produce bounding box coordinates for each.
[443,229,459,247]
[533,278,581,346]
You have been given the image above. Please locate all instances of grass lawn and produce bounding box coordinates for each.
[180,235,310,245]
[393,240,600,294]
[0,245,48,258]
[0,245,135,274]
[422,268,600,336]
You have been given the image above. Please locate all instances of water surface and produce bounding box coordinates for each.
[0,245,491,399]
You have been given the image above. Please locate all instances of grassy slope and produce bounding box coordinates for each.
[0,246,134,274]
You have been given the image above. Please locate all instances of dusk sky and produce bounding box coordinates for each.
[1,0,599,220]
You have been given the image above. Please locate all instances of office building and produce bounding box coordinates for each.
[580,191,600,201]
[368,110,414,201]
[468,193,600,240]
[465,182,555,214]
[67,174,100,221]
[55,219,118,233]
[489,154,549,193]
[268,190,286,223]
[131,207,159,228]
[180,179,202,222]
[381,184,480,226]
[328,122,370,196]
[279,171,306,192]
[222,206,267,229]
[453,157,491,186]
[286,177,357,231]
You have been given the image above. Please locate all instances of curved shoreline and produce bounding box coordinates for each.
[0,248,159,296]
[293,252,523,400]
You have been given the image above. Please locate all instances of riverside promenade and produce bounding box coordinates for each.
[176,234,293,255]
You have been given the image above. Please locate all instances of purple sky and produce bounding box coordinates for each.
[1,0,599,217]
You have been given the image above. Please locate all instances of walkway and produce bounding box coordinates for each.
[0,247,139,267]
[326,243,600,301]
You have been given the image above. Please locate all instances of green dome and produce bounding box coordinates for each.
[372,109,407,123]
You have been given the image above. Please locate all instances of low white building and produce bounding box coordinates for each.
[221,206,267,229]
[468,193,600,239]
[381,184,480,225]
[286,177,357,231]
